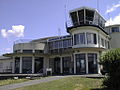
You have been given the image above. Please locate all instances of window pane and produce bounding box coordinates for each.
[70,12,78,26]
[79,33,85,44]
[22,57,32,74]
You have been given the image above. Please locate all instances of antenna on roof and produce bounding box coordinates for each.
[64,0,68,30]
[97,0,100,12]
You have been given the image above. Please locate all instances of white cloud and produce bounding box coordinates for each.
[105,14,120,26]
[106,1,120,13]
[1,25,25,38]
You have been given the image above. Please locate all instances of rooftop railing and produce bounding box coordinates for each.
[14,39,33,45]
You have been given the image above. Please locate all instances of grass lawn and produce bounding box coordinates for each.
[0,78,30,86]
[14,76,103,90]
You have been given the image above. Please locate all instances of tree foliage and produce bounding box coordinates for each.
[100,48,120,90]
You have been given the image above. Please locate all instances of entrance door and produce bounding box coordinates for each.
[35,57,43,73]
[54,57,60,74]
[76,54,86,74]
[88,53,98,74]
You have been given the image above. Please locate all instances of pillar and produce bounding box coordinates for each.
[86,53,88,74]
[32,56,35,73]
[74,54,76,74]
[20,56,22,73]
[60,57,63,74]
[12,57,15,73]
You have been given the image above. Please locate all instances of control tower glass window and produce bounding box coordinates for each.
[85,10,94,24]
[70,12,78,26]
[78,10,84,24]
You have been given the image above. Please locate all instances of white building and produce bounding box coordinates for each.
[2,7,120,75]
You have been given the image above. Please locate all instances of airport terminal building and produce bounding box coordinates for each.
[1,7,120,75]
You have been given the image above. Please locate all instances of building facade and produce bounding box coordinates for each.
[3,7,120,75]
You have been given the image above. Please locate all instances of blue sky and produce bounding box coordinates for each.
[0,0,120,55]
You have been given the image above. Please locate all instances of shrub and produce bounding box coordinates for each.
[100,48,120,90]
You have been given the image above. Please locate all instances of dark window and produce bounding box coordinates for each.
[76,54,86,74]
[22,57,32,74]
[35,57,43,73]
[35,50,43,53]
[86,9,94,23]
[78,10,84,24]
[23,50,33,53]
[15,57,20,73]
[88,53,97,74]
[112,27,119,32]
[93,34,97,44]
[70,12,78,26]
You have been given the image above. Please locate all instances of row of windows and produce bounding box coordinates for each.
[14,50,43,53]
[105,27,120,34]
[74,33,97,45]
[49,39,72,50]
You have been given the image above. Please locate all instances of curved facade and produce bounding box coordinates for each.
[4,7,111,75]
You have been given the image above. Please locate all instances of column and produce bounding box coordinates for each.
[74,54,76,74]
[97,53,101,74]
[86,53,88,74]
[60,57,63,74]
[20,56,22,73]
[12,57,15,73]
[32,56,35,73]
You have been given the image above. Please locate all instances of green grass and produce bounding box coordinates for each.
[14,76,103,90]
[0,78,29,86]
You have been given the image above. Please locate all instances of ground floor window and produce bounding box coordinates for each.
[75,54,86,74]
[22,57,32,74]
[62,56,73,74]
[88,53,98,74]
[54,57,60,74]
[15,57,20,74]
[34,57,43,73]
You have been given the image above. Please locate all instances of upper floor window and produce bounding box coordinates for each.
[74,33,85,45]
[23,50,33,53]
[112,27,119,32]
[86,33,97,44]
[101,38,104,47]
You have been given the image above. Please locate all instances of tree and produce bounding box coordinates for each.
[100,48,120,90]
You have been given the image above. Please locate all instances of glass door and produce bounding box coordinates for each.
[76,54,86,74]
[88,53,98,74]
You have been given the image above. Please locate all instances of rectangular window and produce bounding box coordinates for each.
[86,33,97,44]
[79,33,85,44]
[22,57,32,74]
[23,50,33,53]
[101,38,104,47]
[74,34,79,45]
[112,27,119,32]
[70,12,78,26]
[93,34,97,44]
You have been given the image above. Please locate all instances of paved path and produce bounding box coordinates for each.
[0,76,67,90]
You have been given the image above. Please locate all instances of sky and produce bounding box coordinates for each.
[0,0,120,55]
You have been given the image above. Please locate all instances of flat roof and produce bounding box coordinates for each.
[0,56,11,60]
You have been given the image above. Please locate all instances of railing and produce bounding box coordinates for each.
[14,39,33,45]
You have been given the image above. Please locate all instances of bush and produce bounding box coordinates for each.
[100,48,120,90]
